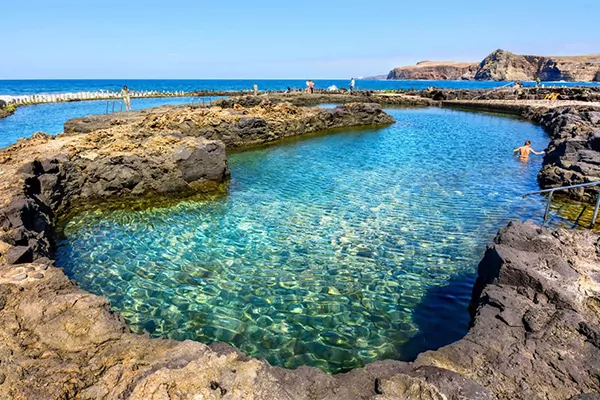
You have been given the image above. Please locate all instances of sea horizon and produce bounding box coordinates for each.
[1,78,599,97]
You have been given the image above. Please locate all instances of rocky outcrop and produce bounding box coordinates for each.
[0,102,394,265]
[411,87,600,102]
[1,218,599,399]
[0,100,16,119]
[65,102,396,149]
[212,93,435,109]
[386,49,600,82]
[1,94,600,398]
[525,105,600,199]
[386,61,478,80]
[475,49,600,82]
[416,221,600,399]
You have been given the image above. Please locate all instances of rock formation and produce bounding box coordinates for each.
[525,105,600,199]
[0,100,15,119]
[386,61,478,80]
[0,102,394,264]
[386,49,600,82]
[475,49,600,82]
[2,218,599,399]
[1,93,600,399]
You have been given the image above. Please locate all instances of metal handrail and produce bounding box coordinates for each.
[523,181,600,228]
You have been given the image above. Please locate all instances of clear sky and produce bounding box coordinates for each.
[1,0,598,79]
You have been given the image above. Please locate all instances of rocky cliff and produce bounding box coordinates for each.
[475,49,600,81]
[387,49,600,82]
[387,61,478,80]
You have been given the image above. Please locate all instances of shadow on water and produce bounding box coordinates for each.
[396,273,475,361]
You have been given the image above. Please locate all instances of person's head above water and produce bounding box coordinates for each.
[525,140,531,146]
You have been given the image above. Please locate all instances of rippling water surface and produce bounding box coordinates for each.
[57,107,549,373]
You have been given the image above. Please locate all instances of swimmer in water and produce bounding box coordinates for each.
[513,140,544,160]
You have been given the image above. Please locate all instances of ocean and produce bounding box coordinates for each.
[1,79,599,96]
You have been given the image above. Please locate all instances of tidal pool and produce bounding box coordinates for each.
[57,107,548,373]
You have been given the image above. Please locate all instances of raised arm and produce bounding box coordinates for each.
[533,150,545,155]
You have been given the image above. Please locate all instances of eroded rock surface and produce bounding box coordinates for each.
[1,95,600,399]
[65,102,396,149]
[1,220,599,399]
[0,102,394,265]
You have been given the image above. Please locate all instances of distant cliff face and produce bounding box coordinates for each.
[475,49,600,81]
[387,50,600,81]
[387,61,478,80]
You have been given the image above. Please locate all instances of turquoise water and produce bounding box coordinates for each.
[56,107,548,373]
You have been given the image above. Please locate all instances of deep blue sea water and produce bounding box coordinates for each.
[56,107,549,373]
[1,79,598,96]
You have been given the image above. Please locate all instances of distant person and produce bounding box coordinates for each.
[536,77,541,87]
[513,140,544,160]
[309,80,315,94]
[350,78,355,93]
[285,86,292,94]
[254,83,258,95]
[306,80,310,92]
[121,85,131,111]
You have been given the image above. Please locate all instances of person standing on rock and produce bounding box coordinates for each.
[513,140,545,160]
[350,78,355,93]
[309,80,315,94]
[253,83,258,95]
[121,85,131,111]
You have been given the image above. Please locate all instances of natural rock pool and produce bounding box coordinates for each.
[56,107,548,373]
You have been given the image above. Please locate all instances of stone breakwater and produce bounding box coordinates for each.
[0,95,599,399]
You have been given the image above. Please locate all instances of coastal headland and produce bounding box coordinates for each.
[0,92,600,399]
[386,49,600,82]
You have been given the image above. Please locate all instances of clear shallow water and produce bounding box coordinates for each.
[56,107,549,373]
[0,96,220,148]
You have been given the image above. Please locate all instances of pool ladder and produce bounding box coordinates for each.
[523,181,600,228]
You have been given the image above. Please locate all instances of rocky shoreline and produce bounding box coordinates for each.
[385,49,600,82]
[0,100,16,119]
[1,94,600,399]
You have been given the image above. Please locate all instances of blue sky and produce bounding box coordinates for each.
[1,0,598,79]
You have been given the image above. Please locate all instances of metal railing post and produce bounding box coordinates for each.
[543,192,553,226]
[591,192,600,228]
[523,181,600,229]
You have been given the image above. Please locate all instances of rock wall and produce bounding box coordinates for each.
[524,106,600,199]
[475,49,600,82]
[386,61,478,80]
[387,49,600,82]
